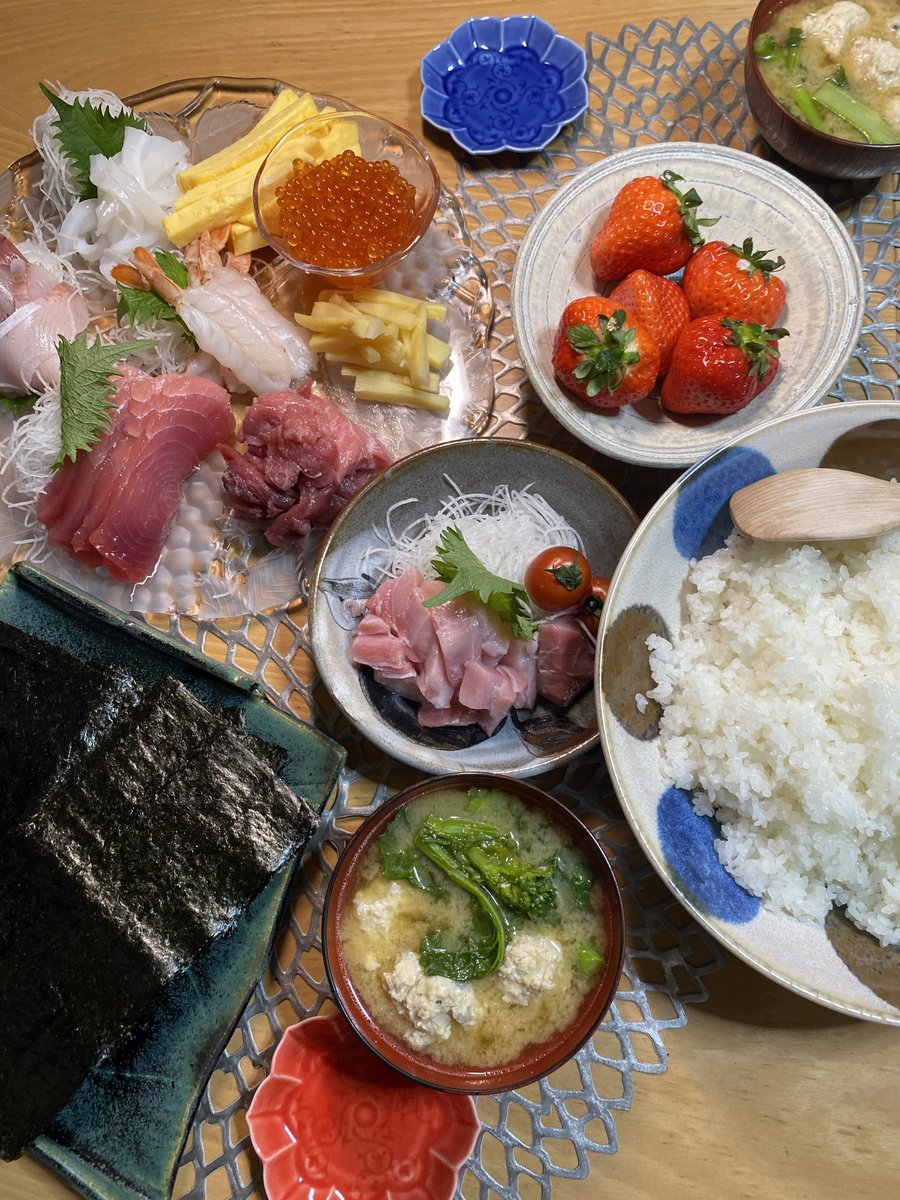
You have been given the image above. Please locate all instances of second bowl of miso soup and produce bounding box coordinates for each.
[322,773,625,1092]
[746,0,900,177]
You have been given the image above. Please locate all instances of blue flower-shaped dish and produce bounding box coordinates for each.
[421,15,588,154]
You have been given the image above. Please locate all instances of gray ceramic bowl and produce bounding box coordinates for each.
[322,772,626,1092]
[309,438,637,776]
[596,401,900,1024]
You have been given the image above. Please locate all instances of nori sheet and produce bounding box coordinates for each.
[0,623,142,829]
[28,677,318,972]
[0,667,318,1160]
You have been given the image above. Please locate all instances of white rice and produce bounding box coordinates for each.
[646,530,900,945]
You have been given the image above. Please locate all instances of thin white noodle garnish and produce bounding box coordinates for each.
[361,479,584,599]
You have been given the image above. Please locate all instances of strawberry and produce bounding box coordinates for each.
[682,238,787,326]
[660,316,788,415]
[552,298,660,409]
[608,270,691,378]
[589,171,719,282]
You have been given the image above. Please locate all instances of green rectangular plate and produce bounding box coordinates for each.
[0,564,344,1200]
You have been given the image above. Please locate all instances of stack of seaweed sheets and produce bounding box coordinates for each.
[0,623,319,1160]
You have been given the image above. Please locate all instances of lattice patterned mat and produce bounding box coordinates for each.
[164,17,896,1200]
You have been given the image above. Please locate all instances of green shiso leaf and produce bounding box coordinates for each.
[55,332,153,469]
[39,82,148,201]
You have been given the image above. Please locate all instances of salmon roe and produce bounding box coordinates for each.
[275,150,417,269]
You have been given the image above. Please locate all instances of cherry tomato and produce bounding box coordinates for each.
[524,547,592,612]
[580,577,611,636]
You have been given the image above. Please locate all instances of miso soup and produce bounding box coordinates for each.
[340,785,608,1067]
[756,1,900,143]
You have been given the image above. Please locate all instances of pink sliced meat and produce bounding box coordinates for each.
[536,617,595,707]
[37,367,234,581]
[350,568,528,737]
[221,384,391,548]
[499,638,538,710]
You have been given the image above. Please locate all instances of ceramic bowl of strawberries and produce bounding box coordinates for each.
[511,143,865,469]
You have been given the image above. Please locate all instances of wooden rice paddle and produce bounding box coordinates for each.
[730,468,900,541]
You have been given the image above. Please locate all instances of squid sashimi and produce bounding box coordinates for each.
[116,227,314,395]
[0,235,89,395]
[221,384,391,548]
[37,367,234,580]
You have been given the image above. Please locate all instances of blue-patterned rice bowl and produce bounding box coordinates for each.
[597,402,900,1024]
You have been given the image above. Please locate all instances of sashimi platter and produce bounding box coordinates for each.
[0,79,494,616]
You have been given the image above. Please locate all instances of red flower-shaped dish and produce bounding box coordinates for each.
[247,1013,480,1200]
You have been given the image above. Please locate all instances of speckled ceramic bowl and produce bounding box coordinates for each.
[308,437,637,777]
[322,773,626,1092]
[596,401,900,1024]
[512,142,865,469]
[420,15,588,154]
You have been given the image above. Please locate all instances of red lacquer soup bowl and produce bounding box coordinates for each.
[322,772,626,1093]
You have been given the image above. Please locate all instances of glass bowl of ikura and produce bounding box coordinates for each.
[745,0,900,179]
[420,14,589,154]
[253,109,441,285]
[322,772,626,1094]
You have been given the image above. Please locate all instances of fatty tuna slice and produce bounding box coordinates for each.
[38,367,234,581]
[537,617,595,707]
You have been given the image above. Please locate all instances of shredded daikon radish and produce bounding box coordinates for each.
[366,481,584,588]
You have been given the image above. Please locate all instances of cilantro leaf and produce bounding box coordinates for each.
[39,83,147,201]
[0,394,38,416]
[422,526,536,640]
[55,332,153,469]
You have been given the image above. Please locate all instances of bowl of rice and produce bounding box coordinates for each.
[596,401,900,1024]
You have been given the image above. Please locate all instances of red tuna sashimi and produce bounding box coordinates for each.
[536,617,595,707]
[38,368,233,581]
[221,384,391,548]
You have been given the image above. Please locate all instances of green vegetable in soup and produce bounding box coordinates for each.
[785,27,803,72]
[812,80,900,145]
[556,850,595,909]
[576,944,606,974]
[793,86,828,131]
[415,828,510,980]
[417,816,558,921]
[379,815,444,896]
[753,33,786,65]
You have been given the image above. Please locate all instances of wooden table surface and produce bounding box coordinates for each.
[0,2,896,1198]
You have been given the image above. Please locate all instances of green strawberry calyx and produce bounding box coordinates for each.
[722,317,789,381]
[660,170,720,247]
[728,237,785,282]
[566,310,640,396]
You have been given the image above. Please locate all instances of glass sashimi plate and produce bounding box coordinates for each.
[0,77,494,617]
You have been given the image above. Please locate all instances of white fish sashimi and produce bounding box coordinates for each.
[176,267,315,395]
[0,236,89,394]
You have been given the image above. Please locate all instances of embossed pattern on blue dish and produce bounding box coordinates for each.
[421,15,588,154]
